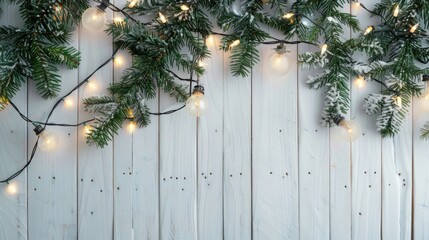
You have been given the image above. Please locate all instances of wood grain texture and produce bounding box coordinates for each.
[77,5,114,240]
[351,1,382,239]
[223,49,252,240]
[252,37,299,239]
[0,3,27,240]
[197,34,224,240]
[298,48,330,240]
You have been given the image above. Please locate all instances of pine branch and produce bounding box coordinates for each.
[421,122,429,140]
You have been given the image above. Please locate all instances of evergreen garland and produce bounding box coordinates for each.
[0,0,429,147]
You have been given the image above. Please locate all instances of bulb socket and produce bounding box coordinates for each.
[33,124,45,136]
[97,0,110,11]
[333,115,345,126]
[192,85,205,95]
[274,43,288,54]
[423,75,429,82]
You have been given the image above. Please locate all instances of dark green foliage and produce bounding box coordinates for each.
[421,122,429,140]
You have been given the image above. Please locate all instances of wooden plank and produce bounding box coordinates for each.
[0,3,27,240]
[329,3,352,240]
[252,37,299,238]
[298,45,330,240]
[223,47,252,240]
[77,5,114,240]
[26,29,79,240]
[197,34,224,239]
[413,94,429,239]
[112,1,134,239]
[159,88,197,238]
[351,1,382,239]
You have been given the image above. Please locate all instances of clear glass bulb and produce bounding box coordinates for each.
[269,52,291,75]
[186,86,207,117]
[39,131,59,152]
[338,119,362,142]
[82,7,106,32]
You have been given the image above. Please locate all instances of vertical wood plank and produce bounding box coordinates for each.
[298,48,330,240]
[197,34,224,239]
[159,88,196,238]
[329,3,352,240]
[112,1,134,239]
[223,48,252,240]
[77,5,114,240]
[351,1,382,239]
[26,32,79,240]
[252,39,299,239]
[412,84,429,239]
[0,3,27,240]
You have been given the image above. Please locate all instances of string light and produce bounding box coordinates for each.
[64,97,73,107]
[127,108,134,118]
[6,182,18,195]
[87,80,99,91]
[364,26,374,35]
[82,1,109,32]
[334,115,362,141]
[230,39,240,48]
[321,44,328,55]
[38,130,59,152]
[186,85,207,117]
[84,125,94,136]
[394,96,402,109]
[410,23,419,33]
[113,17,124,24]
[159,12,167,23]
[205,35,215,47]
[128,0,138,8]
[269,43,291,75]
[128,122,136,133]
[114,56,124,65]
[180,5,190,11]
[355,76,366,88]
[354,1,361,7]
[393,4,400,17]
[283,13,295,19]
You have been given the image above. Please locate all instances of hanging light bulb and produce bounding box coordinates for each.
[82,1,109,32]
[393,4,400,17]
[364,26,374,35]
[113,17,124,24]
[186,85,207,117]
[128,122,136,133]
[410,23,419,33]
[269,43,291,75]
[159,12,168,23]
[6,182,18,195]
[205,35,215,47]
[84,125,94,136]
[321,44,328,55]
[38,130,59,152]
[63,97,74,108]
[334,115,362,141]
[422,75,429,112]
[230,39,240,48]
[354,1,361,7]
[355,76,366,88]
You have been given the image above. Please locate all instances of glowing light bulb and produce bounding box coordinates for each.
[114,56,124,66]
[186,85,207,117]
[64,97,73,107]
[6,182,18,195]
[205,35,215,47]
[128,122,136,133]
[394,96,402,109]
[321,44,328,55]
[269,44,291,75]
[283,13,295,19]
[39,130,59,152]
[180,5,190,11]
[82,7,106,32]
[127,108,134,118]
[334,115,362,141]
[198,60,207,68]
[113,17,124,24]
[355,2,361,7]
[87,80,99,91]
[393,5,400,17]
[84,125,94,136]
[230,40,240,48]
[159,12,167,23]
[364,26,374,35]
[54,4,62,12]
[128,0,138,8]
[355,76,366,88]
[410,23,419,33]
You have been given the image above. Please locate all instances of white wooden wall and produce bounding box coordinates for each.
[0,1,428,239]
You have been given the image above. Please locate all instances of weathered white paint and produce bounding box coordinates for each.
[1,1,429,240]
